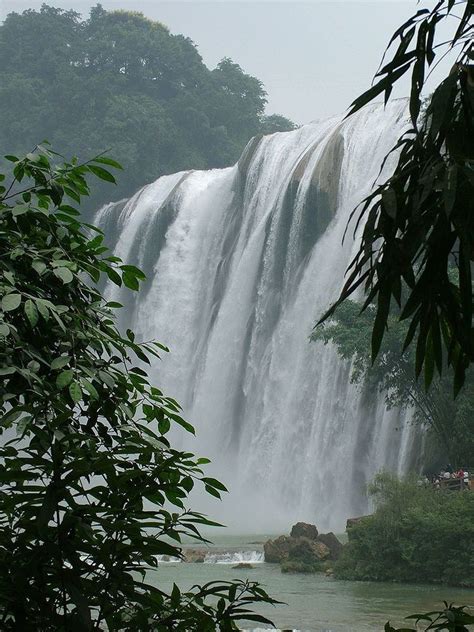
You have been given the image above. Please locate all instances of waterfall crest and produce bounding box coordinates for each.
[95,101,423,533]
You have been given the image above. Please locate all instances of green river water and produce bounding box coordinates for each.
[151,534,474,631]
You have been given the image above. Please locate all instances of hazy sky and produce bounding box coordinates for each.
[0,1,448,124]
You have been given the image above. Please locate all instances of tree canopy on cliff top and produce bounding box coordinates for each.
[0,4,296,209]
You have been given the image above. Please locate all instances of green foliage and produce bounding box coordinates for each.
[0,146,278,629]
[317,0,474,393]
[313,300,474,465]
[336,472,474,587]
[0,4,296,210]
[386,603,474,632]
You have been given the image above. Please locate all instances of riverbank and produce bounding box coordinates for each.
[149,534,474,631]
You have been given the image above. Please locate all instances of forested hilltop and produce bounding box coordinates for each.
[0,3,296,207]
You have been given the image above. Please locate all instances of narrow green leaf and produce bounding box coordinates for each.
[92,156,123,169]
[69,382,82,403]
[88,165,116,183]
[24,299,39,327]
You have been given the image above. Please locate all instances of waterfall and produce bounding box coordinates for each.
[95,100,423,533]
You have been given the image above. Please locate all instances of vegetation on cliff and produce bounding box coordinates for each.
[313,300,474,467]
[0,4,296,209]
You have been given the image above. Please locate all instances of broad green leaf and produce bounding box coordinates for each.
[56,369,74,389]
[82,379,99,400]
[53,267,73,284]
[35,299,49,321]
[51,356,70,370]
[122,271,139,291]
[2,294,21,312]
[0,366,15,375]
[12,204,29,217]
[32,260,47,275]
[98,370,115,389]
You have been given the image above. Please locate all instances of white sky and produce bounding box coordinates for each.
[0,1,453,124]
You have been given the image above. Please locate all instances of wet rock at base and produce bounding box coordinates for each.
[232,562,254,569]
[317,531,344,560]
[264,522,344,570]
[290,521,319,540]
[184,548,206,563]
[288,537,330,564]
[263,535,292,563]
[346,516,365,529]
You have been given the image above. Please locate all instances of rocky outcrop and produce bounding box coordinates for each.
[280,538,330,573]
[290,522,319,540]
[264,522,343,571]
[263,535,292,563]
[317,532,344,560]
[183,548,206,563]
[289,538,330,563]
[346,516,365,529]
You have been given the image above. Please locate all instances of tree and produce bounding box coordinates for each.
[313,300,474,465]
[335,472,474,587]
[0,5,296,210]
[318,0,473,393]
[0,146,277,629]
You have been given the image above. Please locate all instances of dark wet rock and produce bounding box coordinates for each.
[288,537,330,564]
[263,535,292,563]
[290,522,319,540]
[317,532,344,560]
[281,560,319,573]
[346,516,366,529]
[232,562,254,569]
[184,548,206,563]
[237,135,263,179]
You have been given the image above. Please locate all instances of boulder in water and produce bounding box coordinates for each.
[232,562,254,569]
[280,538,330,573]
[289,537,330,563]
[184,548,206,563]
[317,532,343,560]
[263,535,292,563]
[290,521,319,540]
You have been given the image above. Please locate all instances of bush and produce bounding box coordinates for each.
[0,146,277,629]
[335,473,474,587]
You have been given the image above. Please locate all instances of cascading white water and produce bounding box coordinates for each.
[95,100,423,534]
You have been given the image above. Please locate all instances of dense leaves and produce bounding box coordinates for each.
[313,300,474,466]
[386,603,474,632]
[0,146,278,629]
[317,0,474,393]
[336,473,474,587]
[0,4,296,210]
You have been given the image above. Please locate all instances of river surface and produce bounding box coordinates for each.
[151,534,474,631]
